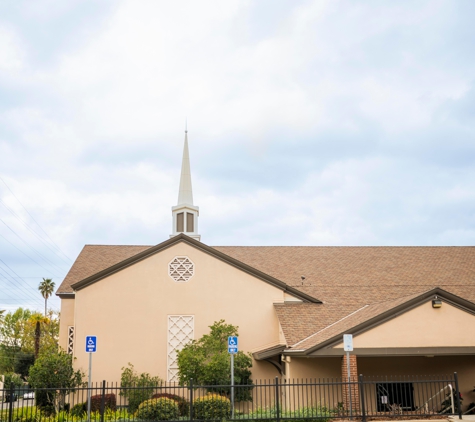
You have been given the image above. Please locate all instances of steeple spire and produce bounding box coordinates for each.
[171,129,200,241]
[177,130,194,205]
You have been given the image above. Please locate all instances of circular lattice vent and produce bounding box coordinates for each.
[168,256,194,282]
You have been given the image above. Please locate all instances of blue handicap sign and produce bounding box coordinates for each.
[228,336,238,354]
[85,336,97,353]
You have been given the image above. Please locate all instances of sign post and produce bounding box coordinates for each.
[343,334,353,419]
[85,336,97,422]
[228,336,238,418]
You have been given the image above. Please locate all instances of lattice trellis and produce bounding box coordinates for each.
[67,326,74,355]
[168,256,194,282]
[167,316,194,382]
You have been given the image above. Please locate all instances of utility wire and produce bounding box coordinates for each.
[0,175,72,261]
[0,232,64,278]
[0,263,46,305]
[0,217,69,275]
[0,258,60,309]
[0,198,72,265]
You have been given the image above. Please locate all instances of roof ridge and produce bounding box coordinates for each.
[290,304,370,348]
[83,244,153,247]
[366,287,435,307]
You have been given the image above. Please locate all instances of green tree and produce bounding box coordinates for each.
[38,278,55,316]
[120,363,162,412]
[0,308,59,374]
[13,351,35,379]
[0,308,32,373]
[177,320,253,401]
[29,350,84,414]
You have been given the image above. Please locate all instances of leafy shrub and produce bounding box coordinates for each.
[0,406,41,422]
[246,405,333,422]
[90,393,116,412]
[136,398,179,421]
[120,363,162,412]
[193,393,231,420]
[151,393,189,416]
[3,373,24,388]
[177,321,254,402]
[441,391,463,413]
[70,402,87,417]
[35,390,55,416]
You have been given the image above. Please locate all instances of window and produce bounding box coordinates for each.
[67,326,75,354]
[177,212,184,232]
[167,316,194,382]
[376,382,414,411]
[186,213,194,232]
[169,256,194,282]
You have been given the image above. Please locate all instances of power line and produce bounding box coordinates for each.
[0,198,72,265]
[0,265,45,306]
[0,175,72,262]
[0,217,69,275]
[0,232,64,278]
[0,259,60,310]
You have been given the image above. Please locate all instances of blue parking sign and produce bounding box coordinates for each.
[85,336,97,353]
[228,336,238,354]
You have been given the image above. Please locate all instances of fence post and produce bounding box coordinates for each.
[275,377,280,422]
[358,375,366,422]
[100,380,106,422]
[8,382,14,422]
[453,372,462,420]
[189,379,194,422]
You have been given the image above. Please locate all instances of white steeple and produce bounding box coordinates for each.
[171,130,200,241]
[177,131,194,205]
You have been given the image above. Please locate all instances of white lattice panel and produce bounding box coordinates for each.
[167,315,194,382]
[168,256,194,282]
[67,326,74,354]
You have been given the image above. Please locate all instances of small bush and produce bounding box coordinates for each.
[3,373,24,388]
[0,406,41,422]
[120,363,162,412]
[151,393,189,416]
[70,402,87,417]
[136,397,179,421]
[90,393,117,412]
[193,393,231,421]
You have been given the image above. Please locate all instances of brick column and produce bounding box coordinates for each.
[341,354,360,412]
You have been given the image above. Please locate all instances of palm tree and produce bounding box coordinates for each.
[29,313,49,358]
[38,278,55,316]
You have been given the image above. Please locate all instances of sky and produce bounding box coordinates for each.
[0,0,474,313]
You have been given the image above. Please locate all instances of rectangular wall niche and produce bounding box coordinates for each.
[167,315,194,382]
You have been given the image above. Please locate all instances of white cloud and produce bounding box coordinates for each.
[0,0,475,311]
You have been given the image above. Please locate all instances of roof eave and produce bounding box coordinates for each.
[56,292,75,299]
[298,287,475,355]
[70,234,322,303]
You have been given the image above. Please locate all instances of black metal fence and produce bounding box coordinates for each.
[0,373,463,422]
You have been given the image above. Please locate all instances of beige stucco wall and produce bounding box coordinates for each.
[334,301,475,349]
[58,297,75,351]
[70,241,285,383]
[286,357,341,380]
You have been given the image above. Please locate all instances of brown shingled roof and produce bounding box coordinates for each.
[56,243,475,347]
[56,245,151,294]
[289,287,475,353]
[292,291,427,351]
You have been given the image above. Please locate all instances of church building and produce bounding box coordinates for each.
[56,132,475,404]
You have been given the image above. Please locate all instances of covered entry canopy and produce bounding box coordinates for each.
[293,288,475,357]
